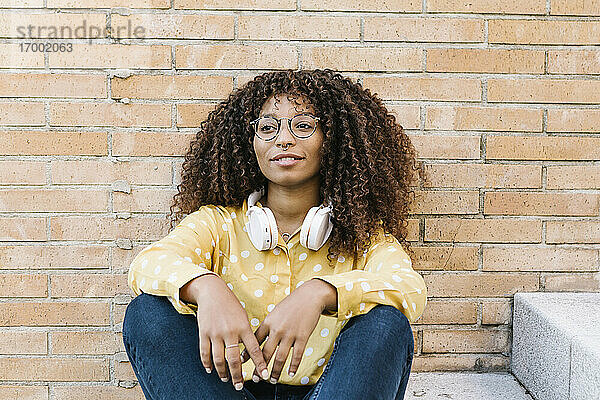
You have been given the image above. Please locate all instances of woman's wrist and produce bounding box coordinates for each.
[307,278,338,314]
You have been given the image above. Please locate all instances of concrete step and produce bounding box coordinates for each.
[405,372,533,400]
[511,292,600,400]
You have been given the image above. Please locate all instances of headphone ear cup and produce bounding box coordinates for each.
[262,206,279,250]
[246,206,278,251]
[300,206,318,250]
[300,206,333,251]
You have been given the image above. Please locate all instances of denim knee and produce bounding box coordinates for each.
[123,292,170,345]
[362,304,414,352]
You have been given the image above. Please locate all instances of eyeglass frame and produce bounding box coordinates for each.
[249,112,321,142]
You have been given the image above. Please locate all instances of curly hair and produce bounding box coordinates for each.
[167,68,428,268]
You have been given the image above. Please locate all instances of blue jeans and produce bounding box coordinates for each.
[122,292,414,400]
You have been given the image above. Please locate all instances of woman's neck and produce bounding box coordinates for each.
[260,183,321,236]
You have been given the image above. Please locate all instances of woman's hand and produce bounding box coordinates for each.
[241,279,332,383]
[192,274,270,391]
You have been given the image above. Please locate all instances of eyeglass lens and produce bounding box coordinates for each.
[255,115,317,140]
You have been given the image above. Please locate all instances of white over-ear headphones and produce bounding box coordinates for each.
[245,186,334,251]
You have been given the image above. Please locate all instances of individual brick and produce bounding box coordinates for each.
[488,79,600,104]
[48,44,171,69]
[174,0,295,9]
[546,220,600,244]
[175,44,297,69]
[423,163,541,189]
[409,134,481,160]
[547,109,600,132]
[363,76,481,101]
[112,75,233,99]
[0,131,108,156]
[301,0,420,11]
[427,48,544,73]
[425,218,542,242]
[111,14,234,39]
[0,73,106,98]
[428,0,546,14]
[482,246,598,271]
[550,0,600,15]
[483,192,600,216]
[423,329,510,353]
[365,17,484,42]
[303,47,422,72]
[486,136,600,161]
[425,106,542,131]
[424,272,539,297]
[489,19,600,44]
[548,50,600,74]
[238,15,360,40]
[50,102,171,127]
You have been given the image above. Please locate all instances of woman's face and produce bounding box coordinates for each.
[252,93,324,188]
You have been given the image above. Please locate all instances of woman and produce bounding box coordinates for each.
[123,68,428,400]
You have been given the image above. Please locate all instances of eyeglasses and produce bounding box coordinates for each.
[250,113,320,142]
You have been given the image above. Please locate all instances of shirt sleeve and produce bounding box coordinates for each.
[312,231,427,324]
[127,206,222,316]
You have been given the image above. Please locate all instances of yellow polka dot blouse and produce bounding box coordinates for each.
[127,197,428,386]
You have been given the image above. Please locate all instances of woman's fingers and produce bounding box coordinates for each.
[240,330,269,380]
[199,332,213,374]
[259,334,280,383]
[224,337,244,391]
[212,338,229,382]
[269,337,294,383]
[286,338,307,378]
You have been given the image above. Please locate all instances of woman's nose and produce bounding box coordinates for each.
[274,119,296,144]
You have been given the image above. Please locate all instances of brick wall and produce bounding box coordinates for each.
[1,0,599,398]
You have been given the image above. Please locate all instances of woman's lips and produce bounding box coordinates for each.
[270,158,304,166]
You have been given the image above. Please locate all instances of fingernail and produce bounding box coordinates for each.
[221,377,228,382]
[270,377,277,384]
[235,382,243,391]
[261,369,269,380]
[252,374,260,383]
[289,371,295,377]
[205,367,211,374]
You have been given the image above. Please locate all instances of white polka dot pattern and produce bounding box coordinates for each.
[126,201,427,388]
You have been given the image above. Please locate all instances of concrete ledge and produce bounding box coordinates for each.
[405,372,533,399]
[571,335,600,400]
[511,292,600,400]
